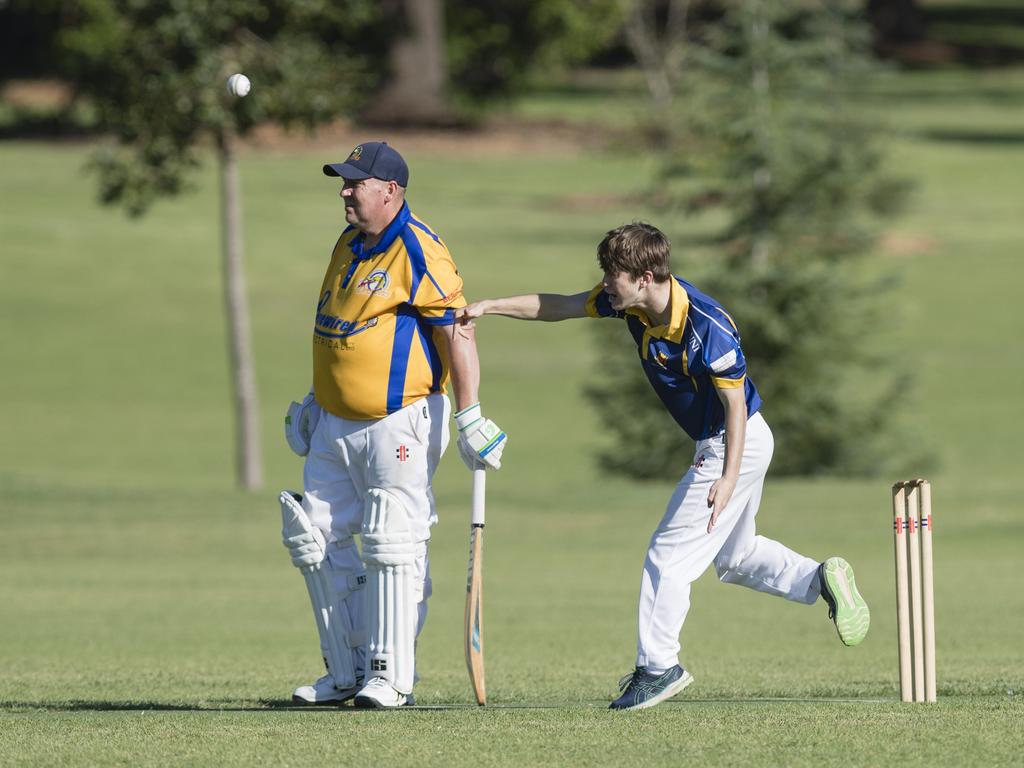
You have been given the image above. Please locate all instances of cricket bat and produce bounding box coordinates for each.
[465,467,487,705]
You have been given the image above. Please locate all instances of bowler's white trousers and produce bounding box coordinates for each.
[636,412,821,672]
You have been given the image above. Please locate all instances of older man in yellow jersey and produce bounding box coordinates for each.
[279,142,506,708]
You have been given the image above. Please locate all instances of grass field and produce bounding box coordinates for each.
[1,65,1023,766]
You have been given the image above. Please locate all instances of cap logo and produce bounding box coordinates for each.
[348,145,363,162]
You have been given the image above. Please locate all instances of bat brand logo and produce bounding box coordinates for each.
[693,454,706,470]
[371,659,387,672]
[396,445,409,462]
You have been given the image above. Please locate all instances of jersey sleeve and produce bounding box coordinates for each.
[584,284,626,319]
[409,236,465,326]
[703,324,747,389]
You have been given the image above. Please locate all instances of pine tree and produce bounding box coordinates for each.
[588,0,921,478]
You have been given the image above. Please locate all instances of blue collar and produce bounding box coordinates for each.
[349,202,411,261]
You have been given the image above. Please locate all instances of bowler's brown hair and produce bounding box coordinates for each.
[596,222,672,283]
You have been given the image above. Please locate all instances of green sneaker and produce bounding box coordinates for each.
[818,557,870,646]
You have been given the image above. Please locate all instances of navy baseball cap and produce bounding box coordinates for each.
[323,141,409,187]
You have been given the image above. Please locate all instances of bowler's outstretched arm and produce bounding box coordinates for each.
[460,292,591,323]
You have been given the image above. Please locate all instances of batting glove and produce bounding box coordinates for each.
[285,391,322,457]
[454,403,507,470]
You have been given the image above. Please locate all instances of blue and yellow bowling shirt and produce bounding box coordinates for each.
[586,276,762,441]
[313,202,464,420]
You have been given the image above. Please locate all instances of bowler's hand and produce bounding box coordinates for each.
[454,306,479,338]
[706,474,737,533]
[458,302,487,324]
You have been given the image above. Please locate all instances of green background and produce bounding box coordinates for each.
[1,67,1022,765]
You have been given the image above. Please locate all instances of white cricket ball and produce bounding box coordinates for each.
[227,73,251,98]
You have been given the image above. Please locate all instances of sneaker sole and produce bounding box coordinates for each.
[823,557,870,646]
[352,694,415,709]
[291,694,354,706]
[617,671,695,711]
[291,687,358,706]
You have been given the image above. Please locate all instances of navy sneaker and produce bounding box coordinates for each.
[609,665,694,710]
[818,556,870,646]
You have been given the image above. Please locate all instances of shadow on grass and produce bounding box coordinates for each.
[0,699,344,713]
[662,697,892,705]
[917,128,1024,145]
[867,82,1024,106]
[1,697,891,713]
[0,699,570,713]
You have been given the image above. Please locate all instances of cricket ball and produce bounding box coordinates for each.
[226,73,251,98]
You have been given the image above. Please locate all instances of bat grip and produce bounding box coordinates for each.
[471,468,486,526]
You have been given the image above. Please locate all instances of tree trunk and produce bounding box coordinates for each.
[621,0,691,145]
[748,3,773,269]
[866,0,927,45]
[361,0,452,125]
[217,125,263,490]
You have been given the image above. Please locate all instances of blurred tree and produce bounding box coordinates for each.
[444,0,623,111]
[588,0,917,478]
[59,0,388,489]
[866,0,927,49]
[0,1,67,78]
[620,0,691,133]
[361,0,451,125]
[358,0,625,125]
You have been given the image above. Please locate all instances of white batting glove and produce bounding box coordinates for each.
[284,392,322,457]
[283,526,327,569]
[454,403,507,470]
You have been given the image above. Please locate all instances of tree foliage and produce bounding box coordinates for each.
[60,0,387,214]
[445,0,624,107]
[48,0,393,489]
[589,0,923,478]
[6,1,627,129]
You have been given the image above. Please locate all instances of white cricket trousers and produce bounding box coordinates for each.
[302,393,451,640]
[636,412,821,672]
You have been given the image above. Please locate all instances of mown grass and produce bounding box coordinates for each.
[1,65,1022,766]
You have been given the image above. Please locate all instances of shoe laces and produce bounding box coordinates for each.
[617,668,644,693]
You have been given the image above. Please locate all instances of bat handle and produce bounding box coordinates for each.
[471,467,486,526]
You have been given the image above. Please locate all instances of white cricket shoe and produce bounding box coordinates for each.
[353,676,415,708]
[292,673,359,705]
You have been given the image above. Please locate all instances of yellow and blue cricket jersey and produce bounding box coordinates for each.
[586,276,762,441]
[312,202,465,420]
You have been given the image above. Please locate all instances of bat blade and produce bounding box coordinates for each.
[465,468,486,705]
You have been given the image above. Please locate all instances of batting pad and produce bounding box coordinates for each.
[361,488,417,694]
[280,491,365,690]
